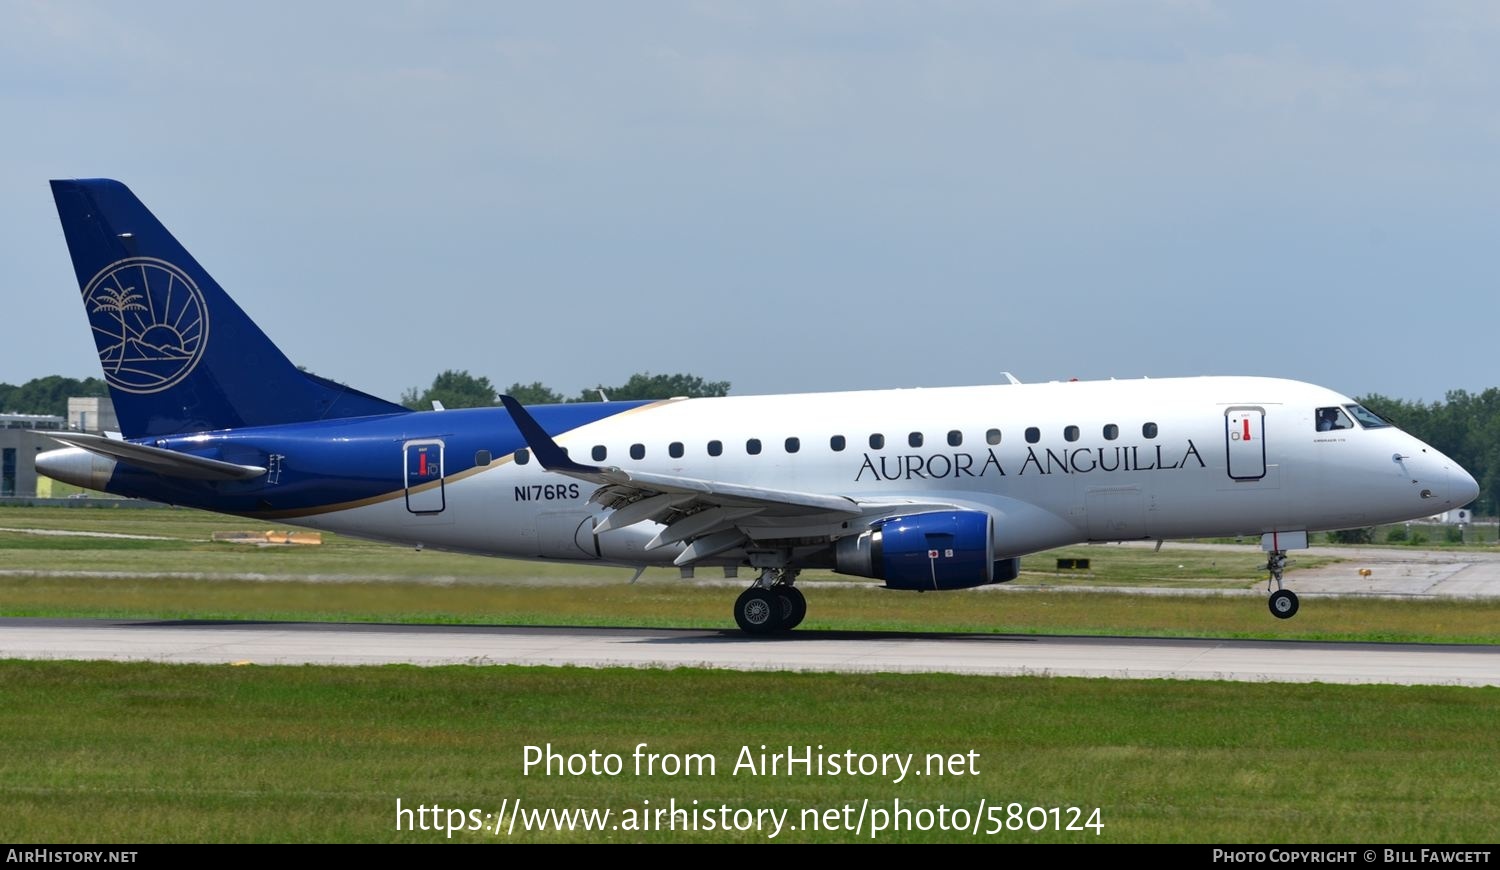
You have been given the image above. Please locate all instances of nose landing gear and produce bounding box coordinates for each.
[1265,550,1299,619]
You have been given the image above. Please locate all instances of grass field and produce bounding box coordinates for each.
[2,505,1303,583]
[3,506,1499,843]
[8,576,1500,644]
[4,506,1499,642]
[2,661,1497,843]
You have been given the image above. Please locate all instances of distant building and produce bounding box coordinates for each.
[1,413,65,498]
[0,397,116,498]
[0,412,65,431]
[68,397,118,434]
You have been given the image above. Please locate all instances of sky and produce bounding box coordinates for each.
[2,1,1497,405]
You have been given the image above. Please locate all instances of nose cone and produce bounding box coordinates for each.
[1419,443,1480,507]
[1453,464,1480,507]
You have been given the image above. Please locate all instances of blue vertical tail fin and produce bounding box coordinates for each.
[50,179,408,438]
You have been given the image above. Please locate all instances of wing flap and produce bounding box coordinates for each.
[594,493,696,533]
[673,530,750,566]
[646,506,763,550]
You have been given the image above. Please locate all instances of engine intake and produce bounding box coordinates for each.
[835,510,1007,590]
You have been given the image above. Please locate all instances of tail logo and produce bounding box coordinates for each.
[83,257,210,394]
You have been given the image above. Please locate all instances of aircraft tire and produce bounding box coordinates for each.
[777,587,807,631]
[735,588,785,635]
[1269,589,1300,620]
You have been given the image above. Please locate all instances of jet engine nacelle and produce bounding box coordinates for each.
[834,510,1009,590]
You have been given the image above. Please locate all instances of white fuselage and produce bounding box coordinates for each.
[298,376,1475,568]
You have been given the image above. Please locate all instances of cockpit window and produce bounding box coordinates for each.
[1314,407,1354,432]
[1344,404,1392,429]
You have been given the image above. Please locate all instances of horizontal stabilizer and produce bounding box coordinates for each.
[42,431,266,481]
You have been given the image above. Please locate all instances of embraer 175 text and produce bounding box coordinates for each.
[37,180,1480,633]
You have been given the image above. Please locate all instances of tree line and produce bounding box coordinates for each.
[0,376,108,418]
[1359,389,1499,517]
[0,371,727,418]
[399,370,731,409]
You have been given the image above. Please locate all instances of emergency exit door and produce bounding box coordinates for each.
[404,440,446,513]
[1225,407,1266,481]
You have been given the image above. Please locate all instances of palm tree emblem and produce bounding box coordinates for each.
[82,258,210,394]
[91,286,148,373]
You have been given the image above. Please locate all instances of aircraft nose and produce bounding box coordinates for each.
[1452,464,1480,507]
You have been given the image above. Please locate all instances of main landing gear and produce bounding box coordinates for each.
[733,568,805,635]
[1265,549,1300,619]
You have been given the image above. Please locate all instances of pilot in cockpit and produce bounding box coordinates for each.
[1316,408,1352,432]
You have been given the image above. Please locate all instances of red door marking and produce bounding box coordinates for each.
[1243,419,1252,441]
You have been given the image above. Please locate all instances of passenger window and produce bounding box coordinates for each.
[830,435,846,452]
[1143,422,1158,439]
[986,429,1001,445]
[909,432,923,448]
[785,437,800,454]
[592,445,607,462]
[1315,407,1355,432]
[1025,427,1040,444]
[475,450,492,466]
[1103,424,1118,441]
[669,442,684,459]
[630,444,645,460]
[869,433,885,449]
[747,438,762,455]
[1064,425,1080,442]
[515,448,530,466]
[708,440,722,457]
[948,430,963,447]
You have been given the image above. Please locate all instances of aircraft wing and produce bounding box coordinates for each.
[500,396,958,564]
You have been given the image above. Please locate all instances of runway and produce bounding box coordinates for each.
[3,618,1498,686]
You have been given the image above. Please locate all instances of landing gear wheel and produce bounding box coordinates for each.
[1269,589,1300,619]
[776,586,807,631]
[734,588,785,635]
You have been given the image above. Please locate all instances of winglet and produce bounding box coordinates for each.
[499,395,611,479]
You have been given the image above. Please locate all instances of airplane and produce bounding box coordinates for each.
[36,179,1481,634]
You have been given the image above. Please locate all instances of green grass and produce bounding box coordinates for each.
[1,662,1495,843]
[2,506,1319,582]
[1016,543,1339,588]
[5,576,1500,644]
[0,506,592,579]
[3,506,1497,643]
[2,513,1497,844]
